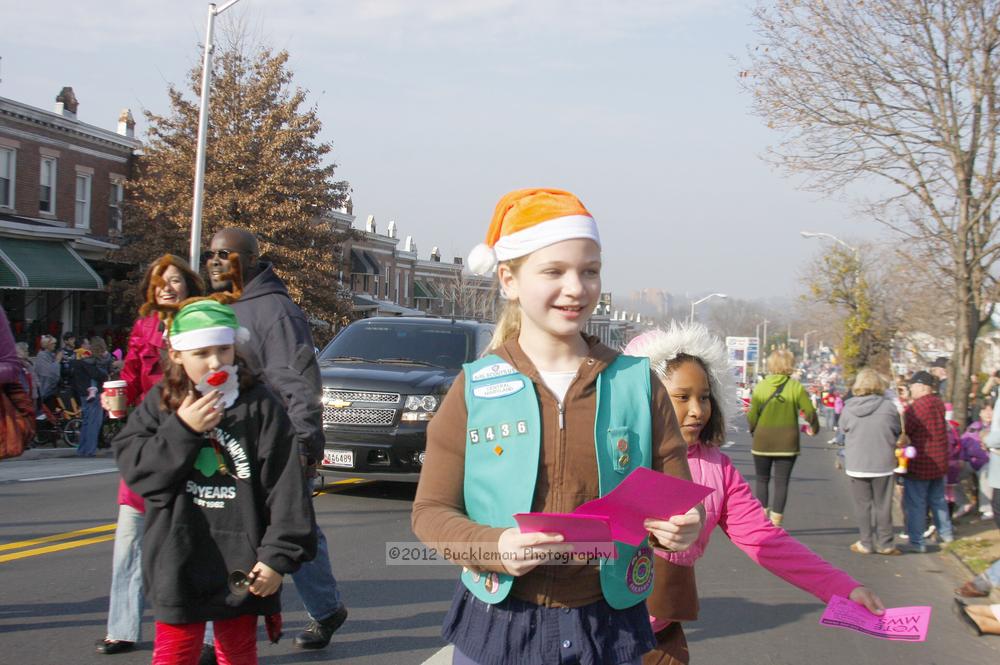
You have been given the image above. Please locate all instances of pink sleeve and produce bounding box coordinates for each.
[717,456,860,602]
[120,319,145,406]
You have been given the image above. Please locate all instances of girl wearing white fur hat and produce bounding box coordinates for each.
[412,189,702,665]
[624,322,885,661]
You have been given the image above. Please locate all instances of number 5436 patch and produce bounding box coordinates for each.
[468,421,528,444]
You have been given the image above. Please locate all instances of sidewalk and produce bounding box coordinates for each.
[2,445,114,462]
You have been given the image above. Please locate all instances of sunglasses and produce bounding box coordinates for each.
[203,249,237,262]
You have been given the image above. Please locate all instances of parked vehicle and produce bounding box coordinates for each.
[316,317,494,481]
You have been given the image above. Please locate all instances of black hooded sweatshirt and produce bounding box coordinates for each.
[229,262,325,462]
[114,383,317,624]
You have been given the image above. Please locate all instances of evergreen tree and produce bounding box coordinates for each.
[115,29,351,334]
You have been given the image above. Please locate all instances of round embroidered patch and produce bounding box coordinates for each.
[625,546,653,594]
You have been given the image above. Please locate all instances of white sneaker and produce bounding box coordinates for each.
[923,524,937,539]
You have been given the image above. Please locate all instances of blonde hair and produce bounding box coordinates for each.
[852,367,885,396]
[766,349,795,376]
[485,257,527,352]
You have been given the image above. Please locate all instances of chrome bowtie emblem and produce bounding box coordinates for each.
[327,399,352,409]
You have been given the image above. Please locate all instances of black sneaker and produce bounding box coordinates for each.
[197,644,217,665]
[293,605,348,649]
[95,639,135,655]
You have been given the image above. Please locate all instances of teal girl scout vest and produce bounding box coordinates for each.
[460,353,654,609]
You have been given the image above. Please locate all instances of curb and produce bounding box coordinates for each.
[2,447,115,463]
[944,540,1000,603]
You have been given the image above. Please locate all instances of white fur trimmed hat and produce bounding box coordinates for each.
[623,322,741,433]
[169,299,250,351]
[466,188,601,275]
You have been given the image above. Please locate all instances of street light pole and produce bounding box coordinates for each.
[688,293,727,325]
[189,0,246,268]
[803,329,818,356]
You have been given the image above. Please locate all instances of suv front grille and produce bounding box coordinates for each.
[322,388,400,427]
[323,389,400,404]
[323,406,396,426]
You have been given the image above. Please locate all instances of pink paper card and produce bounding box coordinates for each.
[513,512,617,558]
[820,595,931,642]
[572,467,713,546]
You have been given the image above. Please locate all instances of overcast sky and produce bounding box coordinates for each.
[1,0,886,302]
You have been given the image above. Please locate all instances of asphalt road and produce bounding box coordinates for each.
[1,430,998,664]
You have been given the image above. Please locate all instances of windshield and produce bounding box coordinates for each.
[320,323,474,369]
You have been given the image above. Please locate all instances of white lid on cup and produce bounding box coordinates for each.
[103,380,127,388]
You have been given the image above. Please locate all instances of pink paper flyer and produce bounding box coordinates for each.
[820,595,931,642]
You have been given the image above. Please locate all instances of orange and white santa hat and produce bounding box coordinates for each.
[466,188,601,275]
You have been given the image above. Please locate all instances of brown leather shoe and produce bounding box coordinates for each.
[955,581,989,598]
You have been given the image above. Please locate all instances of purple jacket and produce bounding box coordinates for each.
[0,307,22,384]
[960,422,991,471]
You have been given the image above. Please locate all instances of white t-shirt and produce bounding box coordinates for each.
[538,370,577,405]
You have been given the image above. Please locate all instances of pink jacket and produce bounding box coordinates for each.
[116,314,167,512]
[661,443,859,613]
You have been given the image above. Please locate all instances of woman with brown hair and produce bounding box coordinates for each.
[747,349,819,526]
[96,254,204,656]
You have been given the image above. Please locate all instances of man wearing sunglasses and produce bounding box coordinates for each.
[202,228,348,657]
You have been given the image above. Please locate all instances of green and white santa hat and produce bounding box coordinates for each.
[169,299,250,351]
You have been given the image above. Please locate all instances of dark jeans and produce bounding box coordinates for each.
[849,475,895,551]
[994,490,1000,531]
[753,455,797,514]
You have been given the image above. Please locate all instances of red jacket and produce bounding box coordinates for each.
[120,314,166,407]
[116,314,167,511]
[904,394,949,480]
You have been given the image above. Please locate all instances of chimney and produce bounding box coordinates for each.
[366,214,376,234]
[54,86,79,118]
[430,247,441,262]
[453,257,463,265]
[117,108,135,138]
[387,220,397,239]
[403,235,416,253]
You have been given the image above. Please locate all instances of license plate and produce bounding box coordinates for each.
[323,449,354,468]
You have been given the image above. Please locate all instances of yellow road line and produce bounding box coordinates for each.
[0,533,116,563]
[314,477,371,495]
[0,522,116,552]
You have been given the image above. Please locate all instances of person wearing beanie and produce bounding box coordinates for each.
[113,299,316,665]
[624,324,883,663]
[412,188,702,665]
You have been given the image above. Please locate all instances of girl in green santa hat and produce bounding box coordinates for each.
[114,299,316,665]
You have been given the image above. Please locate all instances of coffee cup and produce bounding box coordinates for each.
[103,380,128,419]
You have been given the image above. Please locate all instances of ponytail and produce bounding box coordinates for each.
[486,299,521,353]
[485,257,526,353]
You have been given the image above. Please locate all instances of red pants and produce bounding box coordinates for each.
[152,615,257,665]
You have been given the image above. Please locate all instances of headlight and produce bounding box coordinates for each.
[402,394,439,421]
[405,395,439,411]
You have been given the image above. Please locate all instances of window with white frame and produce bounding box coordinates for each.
[40,157,56,214]
[75,173,92,229]
[109,180,124,232]
[0,148,14,209]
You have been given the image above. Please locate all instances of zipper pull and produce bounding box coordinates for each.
[558,402,565,430]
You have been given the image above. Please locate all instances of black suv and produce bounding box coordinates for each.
[316,317,494,482]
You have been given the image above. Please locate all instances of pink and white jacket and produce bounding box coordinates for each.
[655,442,860,624]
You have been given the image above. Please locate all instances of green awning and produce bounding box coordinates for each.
[413,280,442,300]
[0,238,104,290]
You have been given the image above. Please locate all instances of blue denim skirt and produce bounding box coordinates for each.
[443,582,655,665]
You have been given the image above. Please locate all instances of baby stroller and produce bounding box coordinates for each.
[32,391,83,448]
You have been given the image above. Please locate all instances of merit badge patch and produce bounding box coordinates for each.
[625,546,654,594]
[471,362,517,382]
[472,379,525,399]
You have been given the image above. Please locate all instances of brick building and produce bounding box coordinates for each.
[0,87,141,348]
[328,208,498,322]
